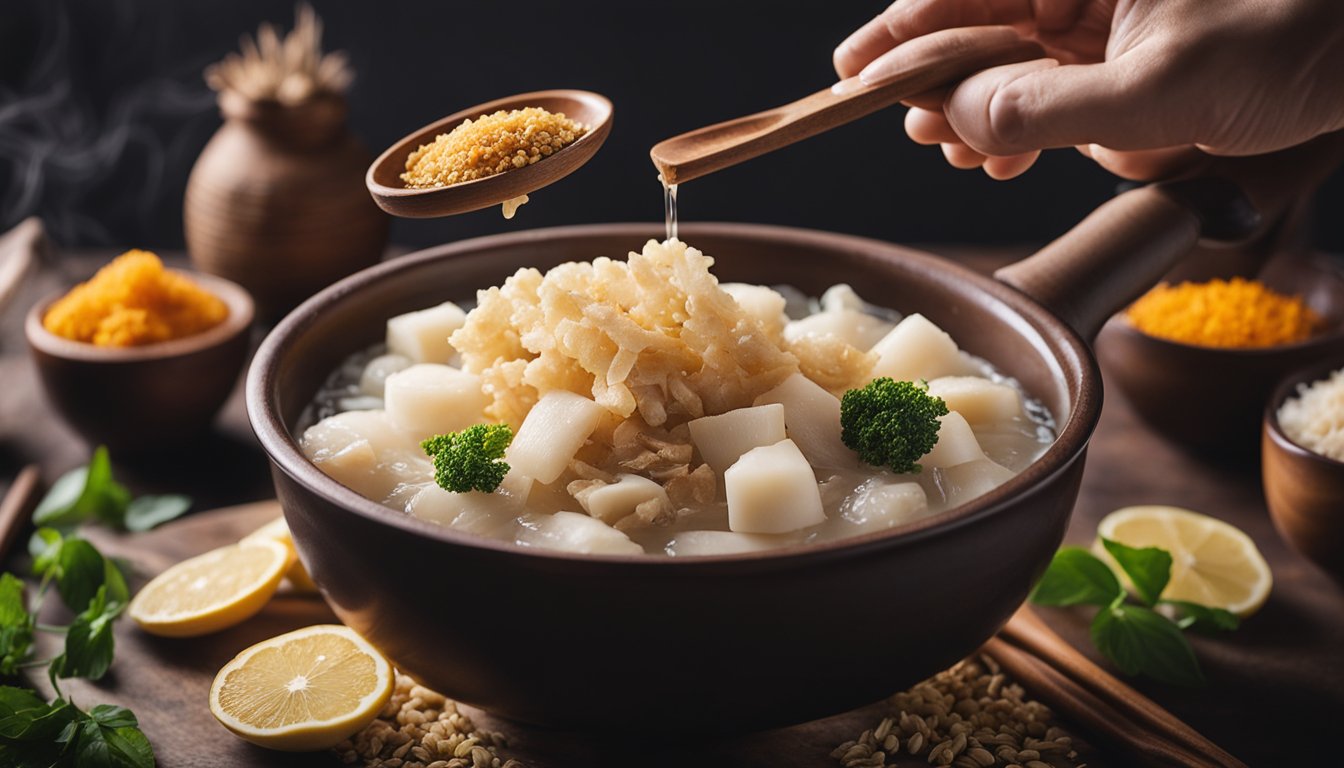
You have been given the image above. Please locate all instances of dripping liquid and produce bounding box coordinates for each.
[663,180,679,242]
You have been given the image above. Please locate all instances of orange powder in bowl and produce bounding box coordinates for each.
[43,250,229,347]
[1126,277,1318,348]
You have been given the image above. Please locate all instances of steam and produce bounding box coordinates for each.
[0,1,216,246]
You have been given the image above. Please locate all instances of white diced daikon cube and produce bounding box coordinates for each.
[407,484,521,537]
[516,511,645,555]
[783,309,894,351]
[921,411,986,468]
[938,459,1016,506]
[687,403,787,473]
[386,302,467,364]
[753,373,855,470]
[724,439,825,534]
[383,364,489,440]
[926,376,1022,424]
[507,391,605,484]
[838,478,928,534]
[869,313,968,382]
[721,283,788,338]
[665,530,795,556]
[359,353,413,397]
[579,474,670,525]
[820,283,865,313]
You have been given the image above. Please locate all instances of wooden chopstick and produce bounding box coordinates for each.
[987,609,1247,768]
[1002,608,1246,768]
[0,465,41,563]
[983,636,1216,767]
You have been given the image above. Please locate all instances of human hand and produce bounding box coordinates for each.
[834,0,1344,180]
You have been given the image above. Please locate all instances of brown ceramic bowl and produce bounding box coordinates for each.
[26,271,254,455]
[1263,358,1344,580]
[248,175,1246,733]
[1097,253,1344,459]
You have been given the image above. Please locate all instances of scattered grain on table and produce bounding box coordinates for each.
[335,673,523,768]
[832,654,1084,768]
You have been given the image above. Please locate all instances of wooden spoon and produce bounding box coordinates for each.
[366,89,613,218]
[650,26,1044,185]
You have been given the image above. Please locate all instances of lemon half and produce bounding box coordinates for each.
[128,539,292,637]
[1096,505,1272,618]
[209,624,393,751]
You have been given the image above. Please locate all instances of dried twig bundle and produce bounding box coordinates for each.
[205,3,352,104]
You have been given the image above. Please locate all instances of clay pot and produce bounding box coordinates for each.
[185,91,388,321]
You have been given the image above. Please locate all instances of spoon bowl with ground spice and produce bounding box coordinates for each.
[26,251,255,455]
[366,89,612,219]
[1097,254,1344,458]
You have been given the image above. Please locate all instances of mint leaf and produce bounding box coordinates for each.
[1030,547,1123,607]
[32,447,132,531]
[55,539,106,615]
[1101,538,1172,606]
[0,574,34,675]
[52,586,122,681]
[28,528,64,581]
[123,494,191,532]
[0,686,49,739]
[1162,600,1240,634]
[1091,603,1204,686]
[102,559,129,608]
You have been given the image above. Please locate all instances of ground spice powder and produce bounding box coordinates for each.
[401,107,586,188]
[1125,277,1317,348]
[43,250,228,347]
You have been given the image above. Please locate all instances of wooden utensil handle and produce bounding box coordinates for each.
[650,27,1044,184]
[996,131,1344,342]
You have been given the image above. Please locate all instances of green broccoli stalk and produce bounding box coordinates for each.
[840,377,948,474]
[421,424,514,493]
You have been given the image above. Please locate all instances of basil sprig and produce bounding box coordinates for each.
[33,446,191,533]
[1030,538,1239,686]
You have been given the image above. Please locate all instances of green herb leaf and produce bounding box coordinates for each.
[0,574,34,675]
[102,559,129,608]
[123,494,191,532]
[32,447,132,531]
[28,528,64,581]
[0,686,49,739]
[1029,547,1123,607]
[1091,603,1205,686]
[55,539,106,615]
[52,586,122,681]
[72,707,155,768]
[1100,538,1172,606]
[1162,600,1240,634]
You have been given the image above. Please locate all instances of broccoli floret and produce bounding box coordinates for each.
[421,424,514,493]
[840,377,948,474]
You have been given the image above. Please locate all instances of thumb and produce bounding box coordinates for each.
[944,56,1191,157]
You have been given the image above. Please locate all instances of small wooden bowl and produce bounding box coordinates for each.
[25,271,254,456]
[1263,358,1344,580]
[366,89,613,218]
[1097,255,1344,459]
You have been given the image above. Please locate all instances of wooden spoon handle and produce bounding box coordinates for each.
[650,27,1045,184]
[0,465,41,563]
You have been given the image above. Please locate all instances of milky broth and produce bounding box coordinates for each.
[300,274,1054,557]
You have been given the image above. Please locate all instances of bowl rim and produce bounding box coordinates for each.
[247,221,1100,566]
[1264,357,1344,470]
[25,269,254,362]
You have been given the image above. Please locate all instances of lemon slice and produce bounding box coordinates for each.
[209,624,393,751]
[128,539,292,637]
[243,516,320,593]
[1097,505,1272,617]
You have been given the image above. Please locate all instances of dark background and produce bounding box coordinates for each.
[1,0,1341,254]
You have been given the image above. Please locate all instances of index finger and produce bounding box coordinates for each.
[834,0,1039,78]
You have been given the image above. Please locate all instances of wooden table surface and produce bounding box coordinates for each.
[2,246,1341,767]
